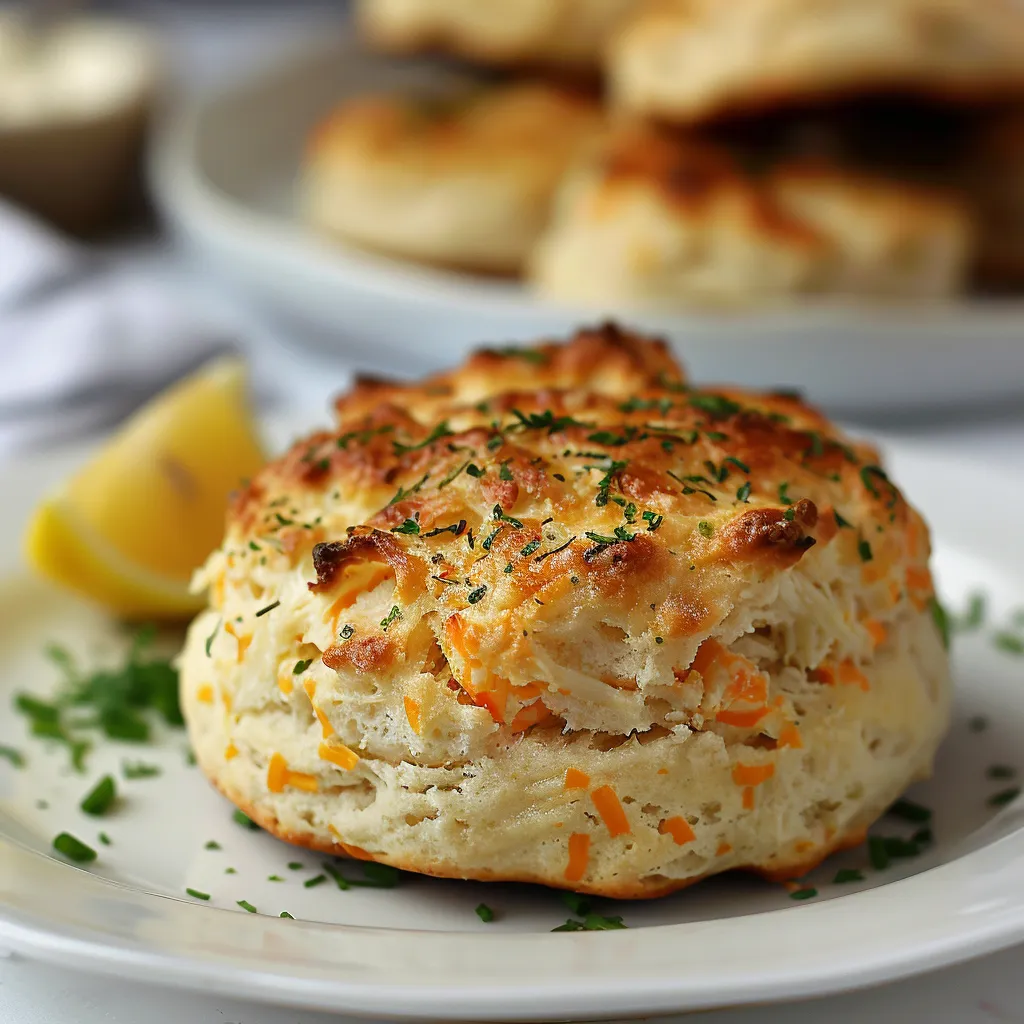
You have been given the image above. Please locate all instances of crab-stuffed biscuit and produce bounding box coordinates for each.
[181,324,951,898]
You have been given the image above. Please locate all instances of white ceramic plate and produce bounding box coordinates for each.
[150,35,1024,417]
[1,426,1024,1018]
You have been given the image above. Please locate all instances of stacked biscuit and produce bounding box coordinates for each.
[301,0,1024,307]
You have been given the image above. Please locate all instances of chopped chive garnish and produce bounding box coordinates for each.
[98,832,111,846]
[642,511,663,531]
[858,539,873,563]
[123,760,161,779]
[268,875,284,882]
[186,888,210,900]
[868,835,889,871]
[237,900,257,914]
[987,765,1016,780]
[225,867,237,874]
[930,598,950,650]
[467,586,488,605]
[322,862,351,890]
[833,869,864,884]
[205,621,220,657]
[560,891,592,916]
[790,888,817,900]
[293,660,313,675]
[698,521,714,538]
[888,799,931,823]
[475,903,495,923]
[735,481,751,503]
[0,745,24,768]
[392,518,420,536]
[989,787,1020,808]
[80,775,116,816]
[232,809,260,830]
[954,593,986,632]
[280,911,294,919]
[255,601,280,618]
[53,832,96,863]
[834,510,852,528]
[288,861,303,870]
[205,840,221,850]
[994,632,1024,655]
[304,874,327,889]
[520,539,541,557]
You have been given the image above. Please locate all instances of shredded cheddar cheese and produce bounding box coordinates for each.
[591,784,631,837]
[777,723,803,749]
[224,743,238,760]
[864,619,888,647]
[196,684,214,704]
[319,741,359,771]
[732,763,775,787]
[278,673,294,696]
[223,621,252,663]
[267,751,319,793]
[565,832,590,882]
[658,816,696,845]
[564,767,590,790]
[404,695,422,735]
[716,841,732,856]
[314,705,335,738]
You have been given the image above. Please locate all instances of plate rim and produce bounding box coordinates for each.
[1,439,1024,1017]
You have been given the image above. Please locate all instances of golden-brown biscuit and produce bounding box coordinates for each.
[358,0,638,70]
[300,82,604,273]
[180,324,950,898]
[529,123,972,307]
[610,0,1024,124]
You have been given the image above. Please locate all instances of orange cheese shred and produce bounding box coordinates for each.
[732,763,775,787]
[564,767,590,790]
[777,723,803,749]
[659,817,696,845]
[319,742,359,771]
[196,684,214,704]
[591,785,631,837]
[716,841,733,856]
[314,705,335,738]
[267,752,288,793]
[742,786,755,810]
[404,696,422,735]
[277,674,294,696]
[224,743,238,761]
[838,659,870,691]
[716,706,769,728]
[223,622,252,663]
[509,699,552,733]
[285,769,319,793]
[906,566,932,593]
[865,619,888,647]
[565,833,590,882]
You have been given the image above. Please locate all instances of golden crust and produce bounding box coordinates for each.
[610,0,1024,125]
[300,83,604,273]
[530,122,971,306]
[184,324,950,898]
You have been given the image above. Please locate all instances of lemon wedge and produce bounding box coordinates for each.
[24,357,266,619]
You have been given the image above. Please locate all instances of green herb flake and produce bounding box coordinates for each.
[268,875,284,882]
[698,521,714,539]
[123,760,161,780]
[930,598,950,650]
[232,809,260,831]
[392,518,421,536]
[989,787,1020,808]
[954,593,986,632]
[834,510,852,529]
[288,861,303,871]
[560,892,592,916]
[778,482,793,505]
[186,888,211,901]
[833,869,864,884]
[994,632,1024,655]
[987,765,1016,780]
[736,481,752,503]
[304,874,327,889]
[380,606,402,631]
[475,903,495,923]
[689,394,741,420]
[225,867,237,874]
[237,900,258,914]
[322,862,351,891]
[642,511,664,532]
[466,463,486,478]
[53,832,96,863]
[80,775,116,816]
[858,539,873,563]
[888,798,932,823]
[0,745,24,768]
[790,888,818,901]
[255,600,281,618]
[393,420,453,455]
[520,539,541,557]
[205,620,220,657]
[205,840,222,850]
[280,912,294,919]
[293,659,313,675]
[499,462,514,481]
[868,835,890,871]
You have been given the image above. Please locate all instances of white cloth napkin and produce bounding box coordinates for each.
[0,200,233,455]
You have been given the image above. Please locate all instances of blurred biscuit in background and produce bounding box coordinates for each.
[301,82,604,274]
[358,0,638,70]
[610,0,1024,124]
[530,121,972,308]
